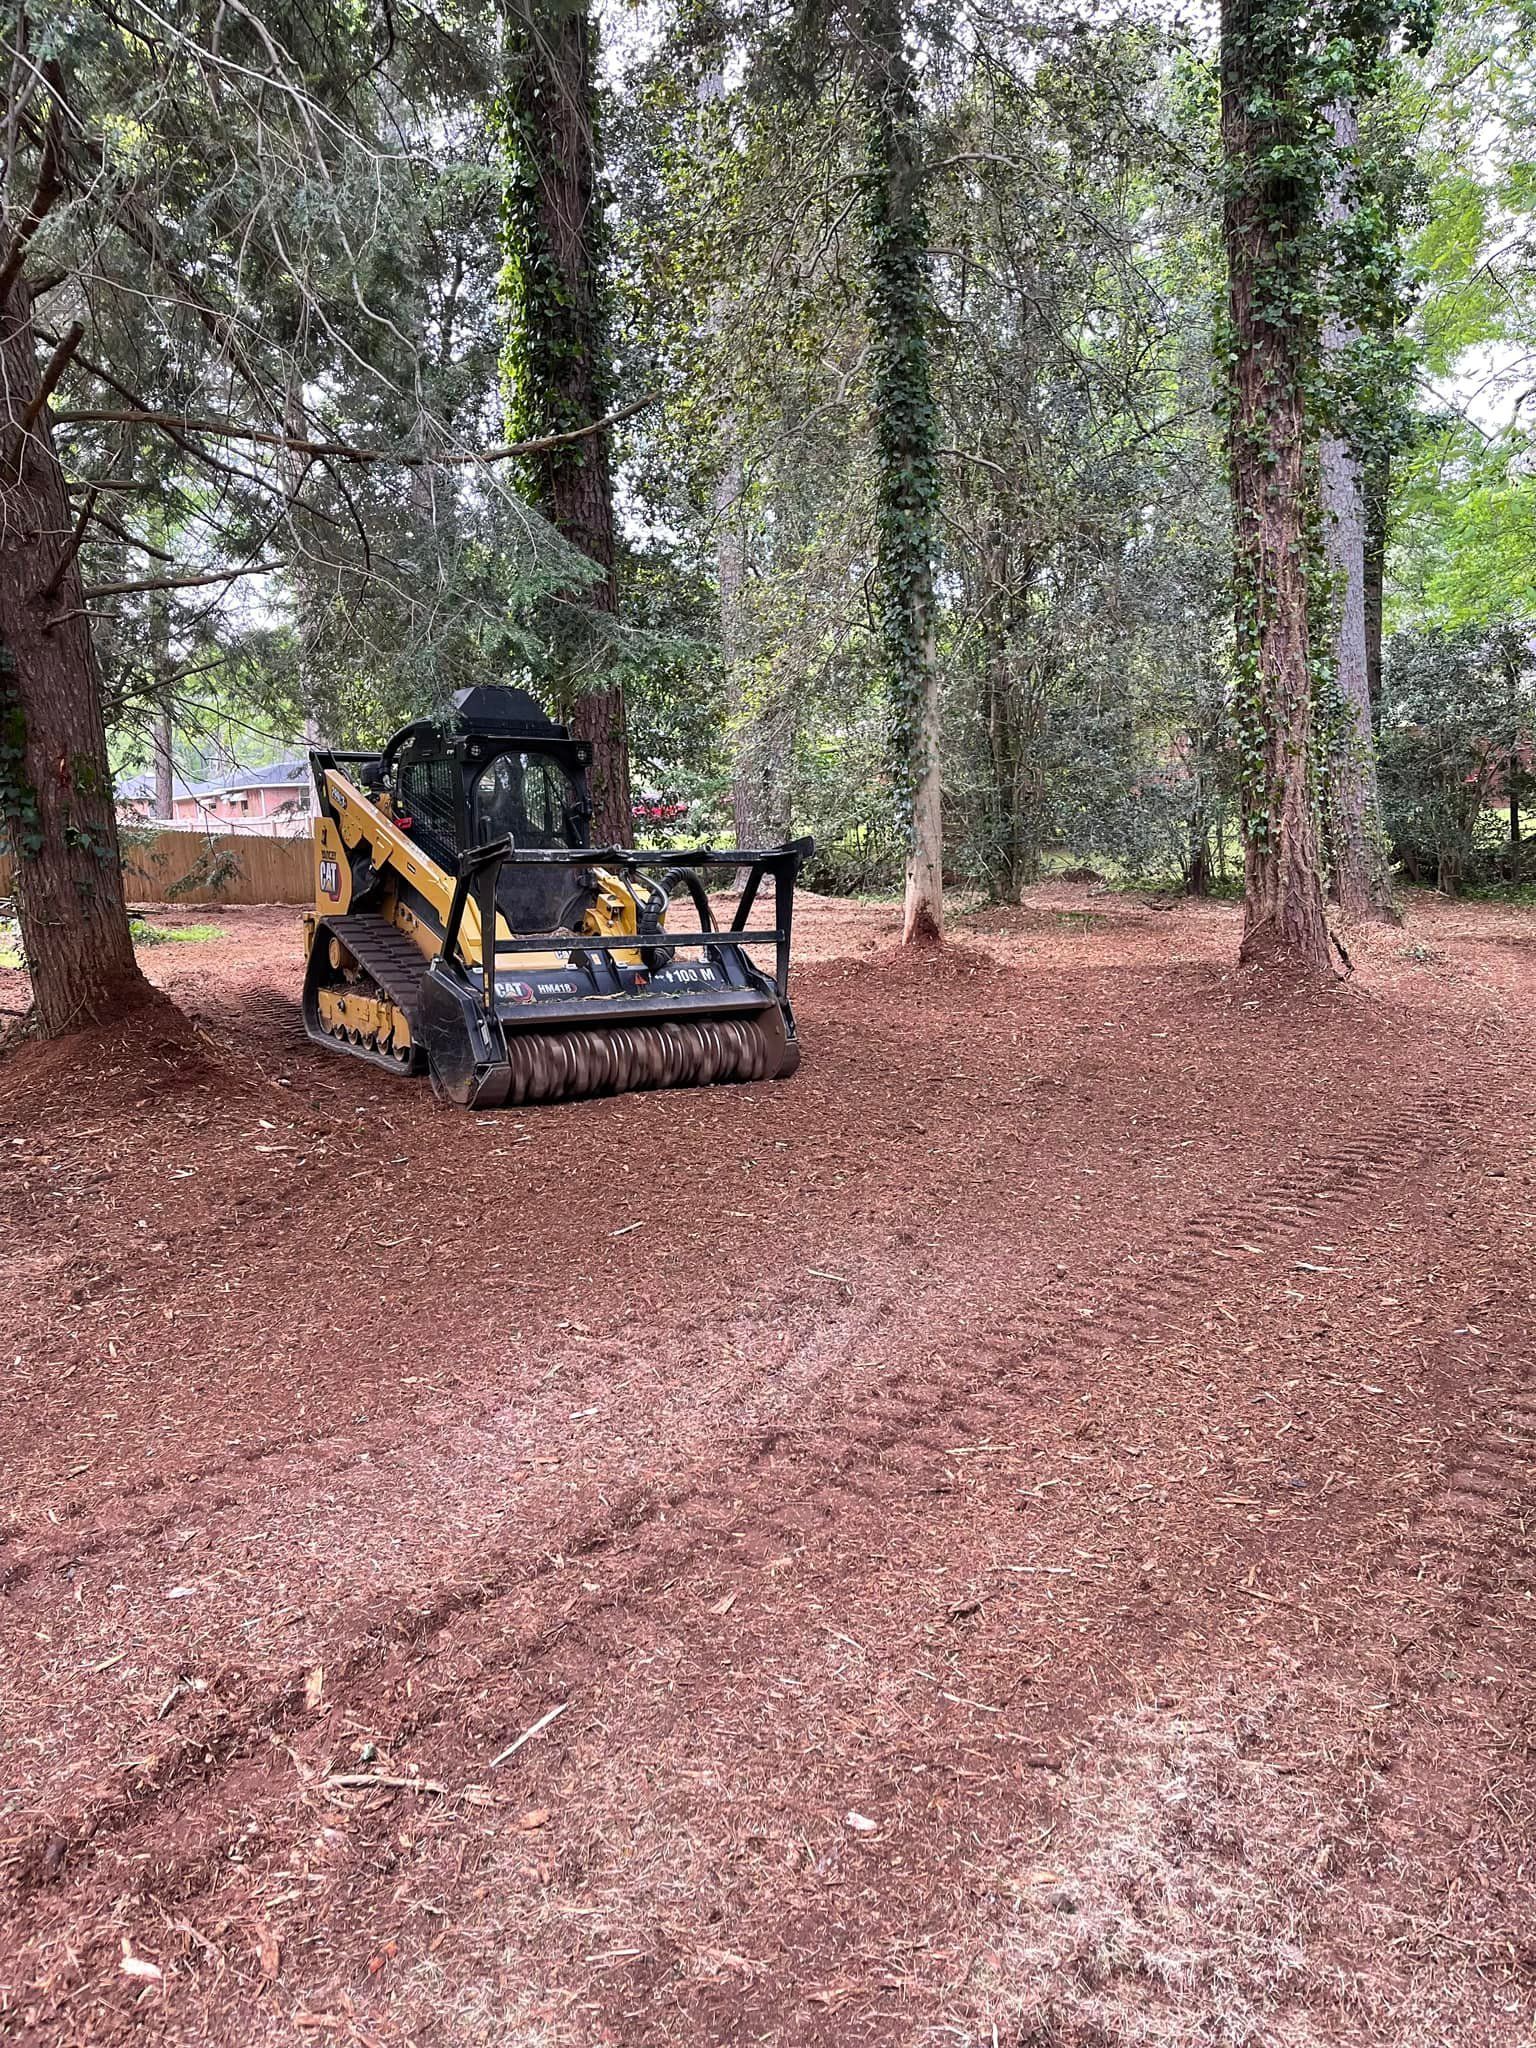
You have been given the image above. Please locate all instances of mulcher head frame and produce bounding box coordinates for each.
[416,836,809,1108]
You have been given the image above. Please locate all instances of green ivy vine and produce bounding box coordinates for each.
[0,642,43,863]
[861,4,940,836]
[493,3,613,501]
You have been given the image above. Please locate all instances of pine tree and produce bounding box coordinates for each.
[0,107,153,1033]
[1220,0,1335,976]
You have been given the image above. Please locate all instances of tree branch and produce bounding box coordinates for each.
[36,484,98,603]
[79,559,285,601]
[14,316,82,430]
[52,390,663,469]
[81,504,175,560]
[0,62,69,310]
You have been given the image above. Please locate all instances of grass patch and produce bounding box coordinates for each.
[0,916,220,969]
[129,918,221,946]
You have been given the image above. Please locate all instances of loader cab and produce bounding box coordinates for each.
[384,686,594,932]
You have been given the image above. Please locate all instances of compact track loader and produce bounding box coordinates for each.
[302,686,811,1107]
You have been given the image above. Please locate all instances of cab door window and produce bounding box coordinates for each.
[474,752,574,850]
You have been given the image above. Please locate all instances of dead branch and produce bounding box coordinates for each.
[7,320,84,487]
[52,391,663,469]
[79,559,285,601]
[81,504,175,560]
[0,64,68,310]
[36,484,99,602]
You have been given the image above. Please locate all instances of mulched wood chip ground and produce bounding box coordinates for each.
[1,884,1533,2045]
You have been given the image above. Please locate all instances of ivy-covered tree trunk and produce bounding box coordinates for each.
[499,0,631,847]
[862,0,943,945]
[1320,101,1394,923]
[1220,0,1334,977]
[0,236,153,1037]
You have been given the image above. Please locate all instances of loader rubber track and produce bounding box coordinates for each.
[323,914,432,1016]
[303,913,430,1075]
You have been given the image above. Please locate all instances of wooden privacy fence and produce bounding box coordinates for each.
[0,829,312,907]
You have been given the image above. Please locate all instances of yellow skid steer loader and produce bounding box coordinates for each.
[302,686,811,1108]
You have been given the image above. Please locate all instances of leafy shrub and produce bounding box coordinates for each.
[1377,624,1536,891]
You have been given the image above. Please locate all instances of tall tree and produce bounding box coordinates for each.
[860,0,943,944]
[712,442,780,851]
[1221,0,1433,970]
[0,215,153,1034]
[499,0,633,846]
[0,5,595,1042]
[1220,0,1336,975]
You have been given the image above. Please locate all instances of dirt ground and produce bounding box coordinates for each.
[2,883,1535,2047]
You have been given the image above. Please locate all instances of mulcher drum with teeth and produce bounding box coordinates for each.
[301,685,810,1109]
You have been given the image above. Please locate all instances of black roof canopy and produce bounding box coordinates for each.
[449,686,566,741]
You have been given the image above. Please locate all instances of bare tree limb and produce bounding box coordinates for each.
[82,504,175,560]
[53,390,663,468]
[38,326,270,492]
[0,62,68,310]
[6,319,83,480]
[79,558,286,600]
[36,483,99,602]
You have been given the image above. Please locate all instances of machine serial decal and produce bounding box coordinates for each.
[497,978,582,1002]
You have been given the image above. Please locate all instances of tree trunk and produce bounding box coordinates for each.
[0,239,153,1036]
[1363,449,1387,707]
[1320,425,1392,918]
[552,451,630,848]
[980,561,1034,903]
[1221,0,1334,978]
[862,0,943,946]
[1186,816,1210,897]
[1320,102,1394,924]
[501,0,631,848]
[904,628,942,942]
[149,570,174,819]
[280,375,330,746]
[1507,649,1523,864]
[715,440,761,853]
[153,706,174,820]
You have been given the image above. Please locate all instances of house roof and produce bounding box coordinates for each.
[117,758,310,807]
[118,769,201,804]
[217,760,310,792]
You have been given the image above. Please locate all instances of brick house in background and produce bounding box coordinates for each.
[118,759,314,837]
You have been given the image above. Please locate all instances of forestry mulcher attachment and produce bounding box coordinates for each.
[302,685,810,1108]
